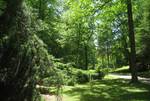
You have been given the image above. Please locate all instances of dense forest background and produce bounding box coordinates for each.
[0,0,149,101]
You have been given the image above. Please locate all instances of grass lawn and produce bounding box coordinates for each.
[112,66,130,74]
[61,75,150,101]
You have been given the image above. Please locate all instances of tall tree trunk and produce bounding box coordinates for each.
[127,0,138,82]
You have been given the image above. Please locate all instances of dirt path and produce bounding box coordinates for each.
[41,94,63,101]
[41,94,54,101]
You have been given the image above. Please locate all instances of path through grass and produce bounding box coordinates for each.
[42,75,150,101]
[62,75,150,101]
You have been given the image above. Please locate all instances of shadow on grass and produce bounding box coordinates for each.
[64,79,150,101]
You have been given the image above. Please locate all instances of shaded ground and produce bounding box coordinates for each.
[42,75,150,101]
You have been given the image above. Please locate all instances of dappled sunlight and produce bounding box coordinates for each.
[63,78,150,101]
[125,89,149,93]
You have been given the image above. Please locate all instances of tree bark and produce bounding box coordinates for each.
[127,0,138,82]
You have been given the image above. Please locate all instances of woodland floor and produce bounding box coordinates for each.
[42,74,150,101]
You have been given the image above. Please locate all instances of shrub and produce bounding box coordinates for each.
[67,78,76,86]
[76,71,89,84]
[53,62,77,86]
[91,71,105,80]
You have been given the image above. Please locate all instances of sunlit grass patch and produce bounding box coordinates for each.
[125,88,149,93]
[104,74,120,79]
[113,66,130,73]
[62,77,150,101]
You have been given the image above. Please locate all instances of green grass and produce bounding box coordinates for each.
[39,95,46,101]
[112,66,130,73]
[62,75,150,101]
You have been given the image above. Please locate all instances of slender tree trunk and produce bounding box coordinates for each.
[84,44,88,70]
[106,41,110,68]
[101,55,104,68]
[76,37,80,67]
[127,0,138,82]
[122,33,130,65]
[76,23,81,67]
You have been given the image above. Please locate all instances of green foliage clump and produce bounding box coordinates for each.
[96,67,114,74]
[76,71,89,84]
[66,77,76,86]
[0,1,58,100]
[54,62,76,86]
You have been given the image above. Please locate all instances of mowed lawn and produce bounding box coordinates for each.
[61,75,150,101]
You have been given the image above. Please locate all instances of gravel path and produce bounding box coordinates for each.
[108,73,150,85]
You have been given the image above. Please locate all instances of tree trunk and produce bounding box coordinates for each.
[106,41,110,68]
[76,23,81,67]
[84,44,88,70]
[127,0,138,82]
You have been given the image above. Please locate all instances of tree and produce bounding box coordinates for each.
[57,0,97,70]
[127,0,138,82]
[0,0,55,100]
[95,0,129,68]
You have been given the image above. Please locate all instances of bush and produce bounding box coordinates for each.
[91,71,105,80]
[88,68,105,80]
[54,62,77,86]
[76,71,89,84]
[67,78,76,86]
